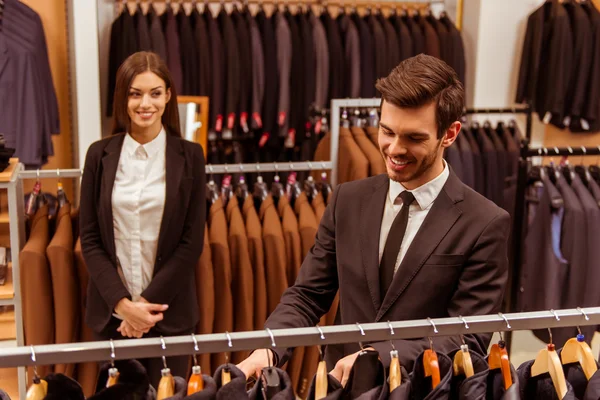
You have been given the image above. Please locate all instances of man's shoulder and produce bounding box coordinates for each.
[336,174,388,196]
[458,182,510,225]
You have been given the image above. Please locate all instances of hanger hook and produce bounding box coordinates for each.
[459,315,469,330]
[427,317,439,334]
[30,345,39,379]
[498,312,512,330]
[56,168,60,178]
[550,309,560,321]
[577,307,590,321]
[36,169,40,180]
[554,147,560,155]
[428,336,434,351]
[266,328,276,347]
[109,339,116,367]
[160,336,168,370]
[225,331,233,348]
[581,146,586,164]
[387,321,396,351]
[192,333,199,353]
[316,324,325,340]
[460,334,467,345]
[355,322,366,337]
[548,328,553,345]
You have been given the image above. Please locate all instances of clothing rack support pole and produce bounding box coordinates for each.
[6,164,27,400]
[525,106,533,141]
[330,101,341,187]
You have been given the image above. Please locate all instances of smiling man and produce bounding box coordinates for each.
[238,54,510,386]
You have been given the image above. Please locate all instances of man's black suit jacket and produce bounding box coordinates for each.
[266,169,510,371]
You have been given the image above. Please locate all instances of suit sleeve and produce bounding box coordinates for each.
[141,144,207,305]
[369,211,510,370]
[265,183,342,366]
[79,144,131,312]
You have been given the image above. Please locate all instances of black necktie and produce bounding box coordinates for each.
[379,191,415,299]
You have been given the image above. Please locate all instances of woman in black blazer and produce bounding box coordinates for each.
[80,51,206,384]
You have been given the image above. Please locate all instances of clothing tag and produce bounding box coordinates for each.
[215,115,224,132]
[259,132,270,148]
[240,112,249,133]
[227,113,236,130]
[222,129,233,140]
[543,112,552,124]
[253,112,263,129]
[284,129,296,148]
[278,111,287,127]
[581,118,590,130]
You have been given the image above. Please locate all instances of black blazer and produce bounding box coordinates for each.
[80,133,206,336]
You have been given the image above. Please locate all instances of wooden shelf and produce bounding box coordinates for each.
[0,211,8,225]
[0,159,19,184]
[0,263,13,301]
[0,308,15,341]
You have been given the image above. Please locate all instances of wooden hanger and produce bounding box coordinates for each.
[26,347,47,400]
[105,340,120,388]
[157,338,175,400]
[389,349,402,392]
[531,328,568,399]
[424,337,441,390]
[488,338,512,390]
[560,329,598,380]
[188,335,204,395]
[315,358,328,399]
[453,344,475,378]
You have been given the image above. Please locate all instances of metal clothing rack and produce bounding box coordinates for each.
[0,307,598,368]
[119,0,444,6]
[463,106,532,140]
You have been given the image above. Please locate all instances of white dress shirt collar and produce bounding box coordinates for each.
[389,159,450,210]
[123,127,167,158]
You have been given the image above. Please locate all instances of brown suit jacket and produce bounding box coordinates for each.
[46,203,78,378]
[266,170,510,372]
[277,195,304,392]
[312,132,331,181]
[20,205,54,384]
[350,127,386,176]
[365,126,379,148]
[243,196,268,331]
[209,198,233,368]
[80,133,206,336]
[260,195,288,315]
[226,196,254,363]
[338,127,369,184]
[74,238,98,397]
[312,192,326,224]
[196,225,214,374]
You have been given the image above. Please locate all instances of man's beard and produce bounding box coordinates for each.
[388,141,442,184]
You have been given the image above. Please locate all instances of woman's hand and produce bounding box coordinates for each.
[117,320,145,338]
[114,298,168,331]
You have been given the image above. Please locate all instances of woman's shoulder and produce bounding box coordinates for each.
[87,133,126,155]
[174,136,205,158]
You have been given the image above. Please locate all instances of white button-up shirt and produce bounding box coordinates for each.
[112,128,166,301]
[378,160,450,274]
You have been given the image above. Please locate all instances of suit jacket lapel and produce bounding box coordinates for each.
[157,135,185,255]
[359,175,388,312]
[376,172,463,321]
[100,134,126,259]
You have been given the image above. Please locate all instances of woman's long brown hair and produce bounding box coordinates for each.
[110,51,181,137]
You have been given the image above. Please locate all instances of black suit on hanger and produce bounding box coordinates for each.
[366,13,387,81]
[285,8,304,151]
[205,10,225,133]
[581,2,600,131]
[191,8,211,97]
[392,13,413,62]
[147,6,168,64]
[232,8,252,132]
[107,10,138,117]
[322,11,345,103]
[162,7,183,95]
[177,10,199,95]
[441,14,466,87]
[133,5,152,52]
[352,12,376,98]
[379,13,400,73]
[338,12,361,99]
[402,12,424,57]
[218,8,241,133]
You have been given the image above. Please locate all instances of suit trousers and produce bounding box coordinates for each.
[93,316,192,389]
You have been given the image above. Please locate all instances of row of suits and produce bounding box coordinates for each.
[106,4,465,159]
[16,179,338,399]
[517,162,600,347]
[0,0,60,168]
[516,0,600,131]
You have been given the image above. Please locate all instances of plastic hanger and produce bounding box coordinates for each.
[106,339,120,388]
[188,334,204,395]
[387,322,402,393]
[531,324,568,399]
[453,318,474,378]
[304,174,319,202]
[560,309,597,380]
[157,337,175,400]
[26,346,47,400]
[424,319,441,390]
[488,328,513,390]
[56,169,69,210]
[315,326,328,400]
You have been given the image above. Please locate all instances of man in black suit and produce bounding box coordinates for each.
[238,54,510,387]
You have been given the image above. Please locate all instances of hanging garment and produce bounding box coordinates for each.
[589,178,600,206]
[205,10,225,134]
[41,373,85,400]
[232,8,252,131]
[148,6,168,63]
[440,13,466,86]
[46,202,78,378]
[209,198,234,369]
[218,8,241,133]
[133,5,152,52]
[353,12,376,98]
[342,349,388,399]
[445,144,464,184]
[256,10,278,143]
[338,13,361,99]
[248,9,265,131]
[226,196,254,363]
[260,195,288,315]
[191,9,211,97]
[107,9,137,117]
[580,2,600,131]
[213,364,248,398]
[485,358,520,400]
[337,127,369,184]
[306,373,343,399]
[321,11,345,104]
[242,196,268,330]
[298,11,315,127]
[388,365,413,399]
[516,359,577,400]
[350,127,386,176]
[275,11,292,137]
[447,348,489,399]
[284,8,304,149]
[19,204,54,384]
[311,192,326,223]
[366,13,387,82]
[309,10,330,109]
[365,126,379,148]
[161,376,189,399]
[89,359,155,400]
[409,351,453,400]
[178,10,199,95]
[474,124,500,205]
[462,127,485,196]
[248,367,295,400]
[392,13,413,62]
[454,133,475,190]
[559,347,600,400]
[430,14,451,70]
[175,375,218,400]
[73,238,98,397]
[196,225,215,375]
[379,12,400,74]
[162,7,183,95]
[416,13,441,59]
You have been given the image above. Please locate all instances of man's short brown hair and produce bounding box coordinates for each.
[375,54,465,139]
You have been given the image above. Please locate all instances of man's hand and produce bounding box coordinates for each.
[237,349,275,379]
[114,298,168,331]
[117,320,146,338]
[330,348,374,387]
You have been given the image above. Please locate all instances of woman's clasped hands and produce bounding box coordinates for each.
[114,297,168,338]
